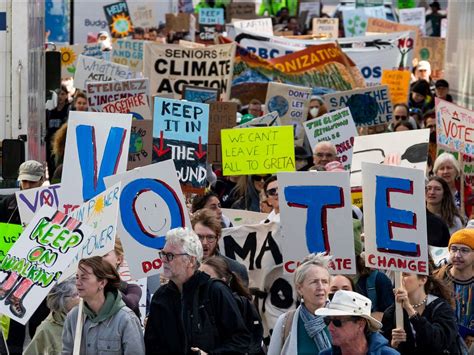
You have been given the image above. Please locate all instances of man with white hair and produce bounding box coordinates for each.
[311,141,338,170]
[144,228,250,354]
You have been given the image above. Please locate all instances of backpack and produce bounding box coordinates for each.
[193,279,264,354]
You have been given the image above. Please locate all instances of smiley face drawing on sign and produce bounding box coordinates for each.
[120,178,186,249]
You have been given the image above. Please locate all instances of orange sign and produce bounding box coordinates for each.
[381,70,411,105]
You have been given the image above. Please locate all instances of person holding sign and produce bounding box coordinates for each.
[381,269,459,354]
[62,257,145,354]
[268,254,332,355]
[262,176,280,223]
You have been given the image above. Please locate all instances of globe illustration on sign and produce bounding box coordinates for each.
[268,95,289,117]
[130,132,143,154]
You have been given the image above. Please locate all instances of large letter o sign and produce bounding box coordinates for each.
[120,178,185,249]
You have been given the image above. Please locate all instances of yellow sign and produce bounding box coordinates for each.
[381,70,411,105]
[221,126,296,175]
[351,187,363,209]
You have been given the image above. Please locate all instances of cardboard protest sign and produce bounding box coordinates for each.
[104,160,191,279]
[362,162,428,274]
[86,78,149,112]
[198,8,225,43]
[128,119,153,170]
[323,85,392,127]
[299,1,320,28]
[152,97,209,191]
[103,1,134,38]
[399,8,425,35]
[60,183,122,281]
[304,108,358,171]
[165,13,195,33]
[221,126,296,175]
[436,98,474,156]
[129,3,156,28]
[237,111,281,128]
[16,184,62,226]
[111,39,143,72]
[264,82,312,144]
[416,37,445,78]
[57,43,103,78]
[0,223,22,262]
[61,111,132,212]
[381,70,411,105]
[0,206,93,324]
[226,3,257,22]
[182,86,220,104]
[366,17,421,48]
[350,129,429,187]
[74,55,134,90]
[278,172,356,273]
[221,209,268,226]
[208,102,238,165]
[102,93,152,120]
[233,18,273,35]
[143,42,236,101]
[312,18,339,38]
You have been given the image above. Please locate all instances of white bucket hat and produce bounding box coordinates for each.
[315,290,382,331]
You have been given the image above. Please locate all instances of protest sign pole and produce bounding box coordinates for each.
[73,298,84,355]
[394,272,404,328]
[459,154,465,217]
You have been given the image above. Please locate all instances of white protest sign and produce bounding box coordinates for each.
[0,206,93,324]
[278,172,356,274]
[86,78,149,112]
[233,18,273,35]
[111,39,144,72]
[57,43,104,78]
[399,8,426,36]
[304,107,358,171]
[362,162,428,274]
[60,111,132,212]
[104,160,191,279]
[350,129,429,187]
[323,85,393,127]
[102,93,152,120]
[237,111,281,128]
[312,18,339,38]
[60,183,122,281]
[221,209,268,226]
[74,55,135,90]
[118,258,148,325]
[129,3,157,28]
[16,184,62,226]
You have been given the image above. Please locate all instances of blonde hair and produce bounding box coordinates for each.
[294,253,332,287]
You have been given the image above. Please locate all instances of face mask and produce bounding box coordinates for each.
[309,107,319,118]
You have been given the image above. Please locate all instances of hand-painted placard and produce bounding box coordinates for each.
[128,119,153,170]
[416,37,445,78]
[111,39,143,72]
[86,78,149,112]
[312,18,339,38]
[233,18,273,35]
[74,55,134,90]
[399,8,425,35]
[103,1,134,38]
[381,70,411,105]
[350,129,429,187]
[104,160,191,279]
[16,184,62,226]
[129,3,157,28]
[323,85,393,127]
[278,172,356,273]
[304,107,358,171]
[152,97,209,191]
[362,162,428,274]
[165,13,195,33]
[0,223,22,262]
[182,86,220,104]
[436,98,474,157]
[221,209,268,226]
[237,111,281,128]
[102,93,152,120]
[143,42,235,101]
[57,43,103,78]
[221,126,296,176]
[198,8,224,25]
[61,111,132,212]
[226,3,258,22]
[0,205,93,324]
[342,8,368,37]
[208,102,238,165]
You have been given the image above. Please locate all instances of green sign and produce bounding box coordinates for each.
[397,0,416,9]
[356,0,384,7]
[0,223,23,262]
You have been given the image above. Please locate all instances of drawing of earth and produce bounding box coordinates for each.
[267,95,289,117]
[130,133,143,154]
[346,94,379,125]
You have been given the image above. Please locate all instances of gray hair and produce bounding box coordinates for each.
[47,278,77,322]
[294,253,332,288]
[433,152,460,176]
[166,227,203,268]
[313,141,337,156]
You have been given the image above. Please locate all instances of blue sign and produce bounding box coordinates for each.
[198,8,225,25]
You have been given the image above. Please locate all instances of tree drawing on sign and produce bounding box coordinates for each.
[347,16,366,36]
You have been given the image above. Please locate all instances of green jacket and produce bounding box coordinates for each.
[24,313,64,355]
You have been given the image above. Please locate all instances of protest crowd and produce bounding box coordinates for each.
[0,0,473,354]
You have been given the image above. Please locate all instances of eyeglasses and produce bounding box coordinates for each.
[198,234,217,243]
[314,152,335,158]
[394,115,407,120]
[158,250,189,262]
[252,175,270,182]
[449,246,472,255]
[266,188,278,196]
[324,317,356,328]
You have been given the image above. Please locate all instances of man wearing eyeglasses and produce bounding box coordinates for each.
[316,290,398,355]
[312,142,338,170]
[145,227,250,354]
[435,229,474,350]
[388,104,417,132]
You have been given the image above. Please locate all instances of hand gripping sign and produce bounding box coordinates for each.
[362,162,428,274]
[278,172,356,274]
[105,160,190,279]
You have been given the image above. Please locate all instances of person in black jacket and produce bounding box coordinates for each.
[144,227,250,354]
[381,269,459,355]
